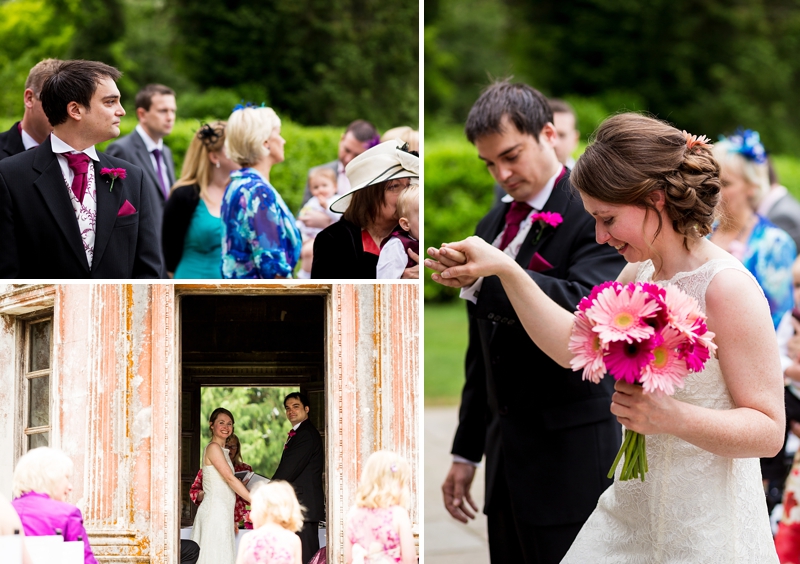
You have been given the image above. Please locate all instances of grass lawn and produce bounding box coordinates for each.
[424,301,469,405]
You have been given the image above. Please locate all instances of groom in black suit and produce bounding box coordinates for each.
[428,81,626,564]
[273,392,324,564]
[0,60,162,278]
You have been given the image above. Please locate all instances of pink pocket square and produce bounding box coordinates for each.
[527,252,554,272]
[118,200,137,217]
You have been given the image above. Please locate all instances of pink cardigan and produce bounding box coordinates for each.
[11,491,97,564]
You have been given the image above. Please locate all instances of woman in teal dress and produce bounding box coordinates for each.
[162,121,241,278]
[220,105,301,279]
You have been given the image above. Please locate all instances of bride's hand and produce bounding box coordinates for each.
[425,244,476,288]
[610,380,678,435]
[429,237,516,284]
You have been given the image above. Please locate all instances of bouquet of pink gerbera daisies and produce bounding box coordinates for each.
[568,281,717,481]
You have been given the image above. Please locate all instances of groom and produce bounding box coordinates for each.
[273,392,324,564]
[0,59,162,278]
[427,81,626,564]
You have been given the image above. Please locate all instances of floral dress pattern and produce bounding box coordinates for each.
[346,506,402,563]
[221,168,301,278]
[190,462,252,525]
[237,524,296,564]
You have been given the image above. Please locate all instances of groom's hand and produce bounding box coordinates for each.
[442,462,479,523]
[426,246,478,288]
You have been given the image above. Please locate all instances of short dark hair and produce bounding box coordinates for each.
[548,98,577,125]
[345,119,380,144]
[284,392,310,409]
[465,80,552,144]
[41,60,122,126]
[135,84,175,111]
[343,181,390,228]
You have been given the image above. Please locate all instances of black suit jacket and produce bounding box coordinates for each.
[272,419,325,522]
[0,137,162,278]
[451,171,626,526]
[310,218,380,279]
[0,122,25,161]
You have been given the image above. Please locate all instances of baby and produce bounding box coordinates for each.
[297,168,341,278]
[377,184,419,279]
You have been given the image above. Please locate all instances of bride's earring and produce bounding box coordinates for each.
[216,162,220,169]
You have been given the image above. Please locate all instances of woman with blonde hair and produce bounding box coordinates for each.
[235,480,304,564]
[221,105,301,279]
[162,121,241,278]
[11,447,97,564]
[345,451,416,564]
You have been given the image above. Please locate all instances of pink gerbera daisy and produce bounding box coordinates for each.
[605,337,655,384]
[640,328,689,395]
[578,281,622,313]
[587,284,661,343]
[662,286,703,338]
[569,312,607,383]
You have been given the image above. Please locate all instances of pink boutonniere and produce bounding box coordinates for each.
[531,211,563,243]
[100,167,127,192]
[288,429,297,438]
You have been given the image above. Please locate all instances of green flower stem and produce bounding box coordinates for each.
[608,429,649,482]
[608,429,632,479]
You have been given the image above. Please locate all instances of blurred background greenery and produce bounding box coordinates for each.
[424,0,800,404]
[0,0,418,213]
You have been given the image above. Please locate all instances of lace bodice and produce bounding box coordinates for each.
[191,445,237,564]
[562,259,778,563]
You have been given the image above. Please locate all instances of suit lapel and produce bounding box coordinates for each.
[515,174,571,269]
[130,133,164,199]
[31,138,90,270]
[479,203,508,243]
[92,154,126,270]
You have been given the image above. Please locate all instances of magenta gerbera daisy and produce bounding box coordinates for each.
[569,312,607,383]
[604,338,655,384]
[640,328,688,395]
[587,284,661,343]
[578,280,622,313]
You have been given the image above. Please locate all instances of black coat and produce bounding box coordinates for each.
[311,218,380,279]
[0,137,162,278]
[0,121,25,161]
[272,418,325,522]
[161,184,201,273]
[452,171,626,526]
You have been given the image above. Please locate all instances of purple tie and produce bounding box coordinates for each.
[499,201,533,250]
[151,148,168,198]
[64,152,91,203]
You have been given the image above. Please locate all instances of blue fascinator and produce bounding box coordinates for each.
[720,129,767,164]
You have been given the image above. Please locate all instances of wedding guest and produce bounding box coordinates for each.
[235,481,304,564]
[0,59,162,278]
[381,126,419,152]
[190,433,253,528]
[711,131,796,330]
[106,84,177,276]
[377,183,419,279]
[11,447,98,564]
[300,119,381,230]
[428,112,784,562]
[548,99,580,169]
[311,140,418,279]
[0,58,60,160]
[428,81,625,564]
[0,492,32,564]
[760,157,800,251]
[344,451,416,564]
[181,540,201,564]
[162,121,239,278]
[272,392,324,564]
[296,168,340,278]
[221,105,301,279]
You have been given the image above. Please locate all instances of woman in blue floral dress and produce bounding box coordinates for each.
[221,106,301,278]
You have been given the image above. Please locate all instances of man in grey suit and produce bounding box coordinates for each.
[760,158,800,251]
[105,84,176,274]
[299,119,380,230]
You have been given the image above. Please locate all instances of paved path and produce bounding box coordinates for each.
[424,406,490,563]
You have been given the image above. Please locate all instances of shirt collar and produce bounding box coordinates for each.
[292,421,303,431]
[50,133,99,161]
[20,128,39,151]
[500,165,564,209]
[135,124,163,152]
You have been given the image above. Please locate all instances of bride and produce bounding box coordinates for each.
[427,113,784,562]
[192,407,252,564]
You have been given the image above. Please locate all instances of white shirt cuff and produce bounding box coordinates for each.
[452,455,481,467]
[459,277,485,304]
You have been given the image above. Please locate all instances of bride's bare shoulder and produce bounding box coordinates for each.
[616,262,642,284]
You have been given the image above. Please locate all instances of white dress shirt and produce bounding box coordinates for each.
[135,124,170,194]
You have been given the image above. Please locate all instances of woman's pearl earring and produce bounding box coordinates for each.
[216,162,220,169]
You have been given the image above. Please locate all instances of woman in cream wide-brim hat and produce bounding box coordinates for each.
[310,140,419,279]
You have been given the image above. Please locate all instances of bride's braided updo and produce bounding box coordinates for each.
[571,113,720,246]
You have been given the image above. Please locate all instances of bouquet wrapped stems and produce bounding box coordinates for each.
[609,429,648,481]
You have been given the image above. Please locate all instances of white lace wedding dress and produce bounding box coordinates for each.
[191,445,237,564]
[562,259,778,563]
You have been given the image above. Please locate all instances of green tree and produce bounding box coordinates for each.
[200,387,299,478]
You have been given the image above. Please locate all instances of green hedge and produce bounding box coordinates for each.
[424,127,800,303]
[0,116,342,214]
